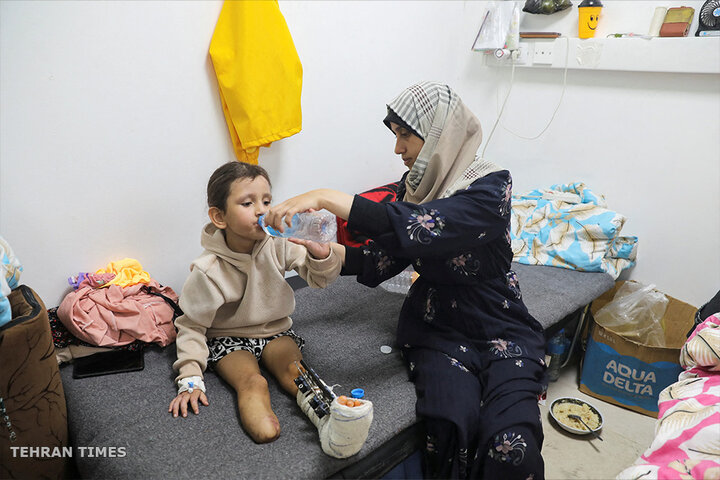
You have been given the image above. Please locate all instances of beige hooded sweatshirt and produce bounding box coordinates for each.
[173,223,341,381]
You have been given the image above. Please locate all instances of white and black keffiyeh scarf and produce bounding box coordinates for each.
[386,81,503,204]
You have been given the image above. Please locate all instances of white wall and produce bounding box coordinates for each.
[1,1,718,309]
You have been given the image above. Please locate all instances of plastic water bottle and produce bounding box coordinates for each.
[546,329,570,382]
[379,267,416,294]
[258,210,337,243]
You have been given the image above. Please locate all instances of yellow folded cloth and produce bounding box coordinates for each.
[96,258,151,288]
[209,0,303,164]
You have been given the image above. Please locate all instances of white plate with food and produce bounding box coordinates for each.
[549,397,603,436]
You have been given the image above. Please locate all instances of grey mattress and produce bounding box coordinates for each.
[59,263,613,479]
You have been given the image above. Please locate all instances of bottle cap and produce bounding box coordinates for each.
[258,214,283,237]
[350,388,365,399]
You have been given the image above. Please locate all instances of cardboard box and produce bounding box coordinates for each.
[579,281,696,418]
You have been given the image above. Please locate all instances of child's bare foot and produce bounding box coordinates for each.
[237,392,281,443]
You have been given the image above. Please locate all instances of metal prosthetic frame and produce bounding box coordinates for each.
[294,360,374,459]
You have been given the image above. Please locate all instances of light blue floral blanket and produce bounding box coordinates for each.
[510,183,637,279]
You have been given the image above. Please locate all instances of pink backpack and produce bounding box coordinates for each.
[58,279,179,347]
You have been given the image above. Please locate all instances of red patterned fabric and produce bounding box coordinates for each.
[336,181,400,247]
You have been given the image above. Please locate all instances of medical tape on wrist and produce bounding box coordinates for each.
[177,376,206,395]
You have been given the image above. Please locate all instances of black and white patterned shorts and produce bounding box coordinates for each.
[207,329,305,366]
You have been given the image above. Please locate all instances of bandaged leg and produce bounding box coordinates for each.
[297,390,373,458]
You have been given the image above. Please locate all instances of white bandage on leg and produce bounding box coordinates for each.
[296,390,374,458]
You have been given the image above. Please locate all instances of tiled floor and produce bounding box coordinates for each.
[542,358,657,480]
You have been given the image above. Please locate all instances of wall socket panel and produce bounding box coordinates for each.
[514,44,532,65]
[533,42,554,65]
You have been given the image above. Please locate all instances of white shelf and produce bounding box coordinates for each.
[485,37,720,74]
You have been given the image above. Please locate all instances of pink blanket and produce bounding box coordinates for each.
[617,314,720,479]
[58,278,178,347]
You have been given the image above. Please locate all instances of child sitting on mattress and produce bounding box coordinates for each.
[168,161,343,445]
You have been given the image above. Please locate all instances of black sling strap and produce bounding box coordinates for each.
[141,285,183,318]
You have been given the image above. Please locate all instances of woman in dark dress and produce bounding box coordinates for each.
[266,82,547,480]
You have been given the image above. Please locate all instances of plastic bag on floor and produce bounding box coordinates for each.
[594,281,669,347]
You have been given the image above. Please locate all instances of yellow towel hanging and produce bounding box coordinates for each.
[209,0,303,164]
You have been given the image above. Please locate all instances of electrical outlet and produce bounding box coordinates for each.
[485,45,532,67]
[533,42,554,65]
[513,43,531,65]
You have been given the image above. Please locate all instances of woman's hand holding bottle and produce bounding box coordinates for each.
[266,189,353,232]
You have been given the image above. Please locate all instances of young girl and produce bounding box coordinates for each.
[168,161,341,444]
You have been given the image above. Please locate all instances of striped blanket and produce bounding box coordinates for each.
[616,313,720,479]
[511,183,637,279]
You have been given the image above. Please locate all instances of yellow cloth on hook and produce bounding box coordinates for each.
[96,258,151,288]
[209,0,303,165]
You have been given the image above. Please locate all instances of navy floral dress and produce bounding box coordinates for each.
[343,170,547,479]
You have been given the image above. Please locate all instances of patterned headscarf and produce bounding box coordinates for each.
[386,81,502,204]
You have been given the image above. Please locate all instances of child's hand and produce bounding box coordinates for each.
[289,238,331,260]
[169,390,209,418]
